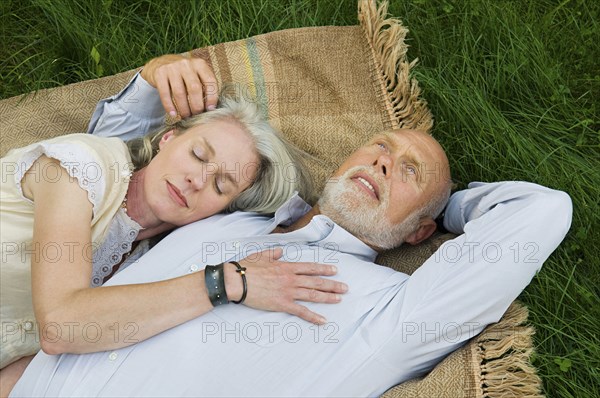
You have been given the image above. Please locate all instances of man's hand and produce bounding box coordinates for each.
[224,248,349,325]
[141,54,218,118]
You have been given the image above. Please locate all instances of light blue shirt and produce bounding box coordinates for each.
[86,72,165,141]
[12,183,572,397]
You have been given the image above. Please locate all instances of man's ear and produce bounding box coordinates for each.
[404,218,437,246]
[158,129,176,150]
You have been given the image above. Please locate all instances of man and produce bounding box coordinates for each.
[11,57,572,397]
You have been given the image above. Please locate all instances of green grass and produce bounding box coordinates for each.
[2,0,599,396]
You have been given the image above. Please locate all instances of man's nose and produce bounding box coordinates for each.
[373,154,393,178]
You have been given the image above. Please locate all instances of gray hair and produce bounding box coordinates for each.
[417,181,452,220]
[127,95,313,214]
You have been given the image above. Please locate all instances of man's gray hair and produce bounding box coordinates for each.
[127,94,313,214]
[417,181,452,220]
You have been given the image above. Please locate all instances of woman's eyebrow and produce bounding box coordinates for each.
[202,137,240,188]
[201,137,216,157]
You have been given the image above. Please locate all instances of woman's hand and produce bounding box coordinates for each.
[141,54,218,118]
[224,248,349,325]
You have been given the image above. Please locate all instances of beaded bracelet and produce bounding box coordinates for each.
[229,261,247,305]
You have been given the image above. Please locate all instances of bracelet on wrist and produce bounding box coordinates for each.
[204,263,229,307]
[229,261,247,305]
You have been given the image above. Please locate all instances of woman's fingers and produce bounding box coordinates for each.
[269,247,284,261]
[293,275,348,295]
[237,249,349,324]
[285,303,327,325]
[290,261,338,276]
[249,247,283,263]
[242,249,348,295]
[294,287,342,304]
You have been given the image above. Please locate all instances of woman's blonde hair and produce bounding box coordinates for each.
[126,95,313,214]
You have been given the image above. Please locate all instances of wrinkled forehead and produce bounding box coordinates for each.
[374,129,446,158]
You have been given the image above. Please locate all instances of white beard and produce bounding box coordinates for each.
[317,166,420,250]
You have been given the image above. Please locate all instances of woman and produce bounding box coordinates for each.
[0,56,347,382]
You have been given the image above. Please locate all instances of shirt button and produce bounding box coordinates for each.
[23,321,34,331]
[108,352,118,361]
[189,264,199,273]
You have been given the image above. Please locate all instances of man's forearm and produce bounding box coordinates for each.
[87,72,164,140]
[444,181,572,239]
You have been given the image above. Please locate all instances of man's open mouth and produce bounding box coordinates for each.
[350,173,380,201]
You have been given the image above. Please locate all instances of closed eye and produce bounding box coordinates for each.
[191,147,206,162]
[214,176,225,195]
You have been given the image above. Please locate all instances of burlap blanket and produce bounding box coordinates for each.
[0,1,543,396]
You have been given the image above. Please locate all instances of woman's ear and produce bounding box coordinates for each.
[158,129,176,150]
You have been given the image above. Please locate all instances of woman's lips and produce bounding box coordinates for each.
[167,182,188,207]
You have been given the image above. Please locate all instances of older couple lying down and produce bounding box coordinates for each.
[1,54,571,397]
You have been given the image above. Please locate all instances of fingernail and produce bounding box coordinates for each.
[207,105,216,111]
[169,111,177,117]
[341,284,348,293]
[316,316,326,325]
[330,265,338,273]
[334,294,341,302]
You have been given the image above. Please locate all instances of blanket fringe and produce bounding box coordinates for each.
[475,302,544,398]
[358,0,433,132]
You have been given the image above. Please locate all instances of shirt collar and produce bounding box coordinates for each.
[271,193,378,263]
[271,192,312,227]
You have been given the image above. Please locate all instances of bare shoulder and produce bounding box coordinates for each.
[21,155,91,211]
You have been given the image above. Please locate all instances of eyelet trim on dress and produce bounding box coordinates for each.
[11,141,141,287]
[14,143,105,216]
[91,208,142,287]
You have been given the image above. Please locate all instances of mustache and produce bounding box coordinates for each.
[334,166,386,195]
[322,167,389,211]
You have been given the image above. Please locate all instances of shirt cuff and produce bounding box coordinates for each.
[114,71,165,119]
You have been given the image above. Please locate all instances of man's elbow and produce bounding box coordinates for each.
[550,190,572,233]
[537,189,573,240]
